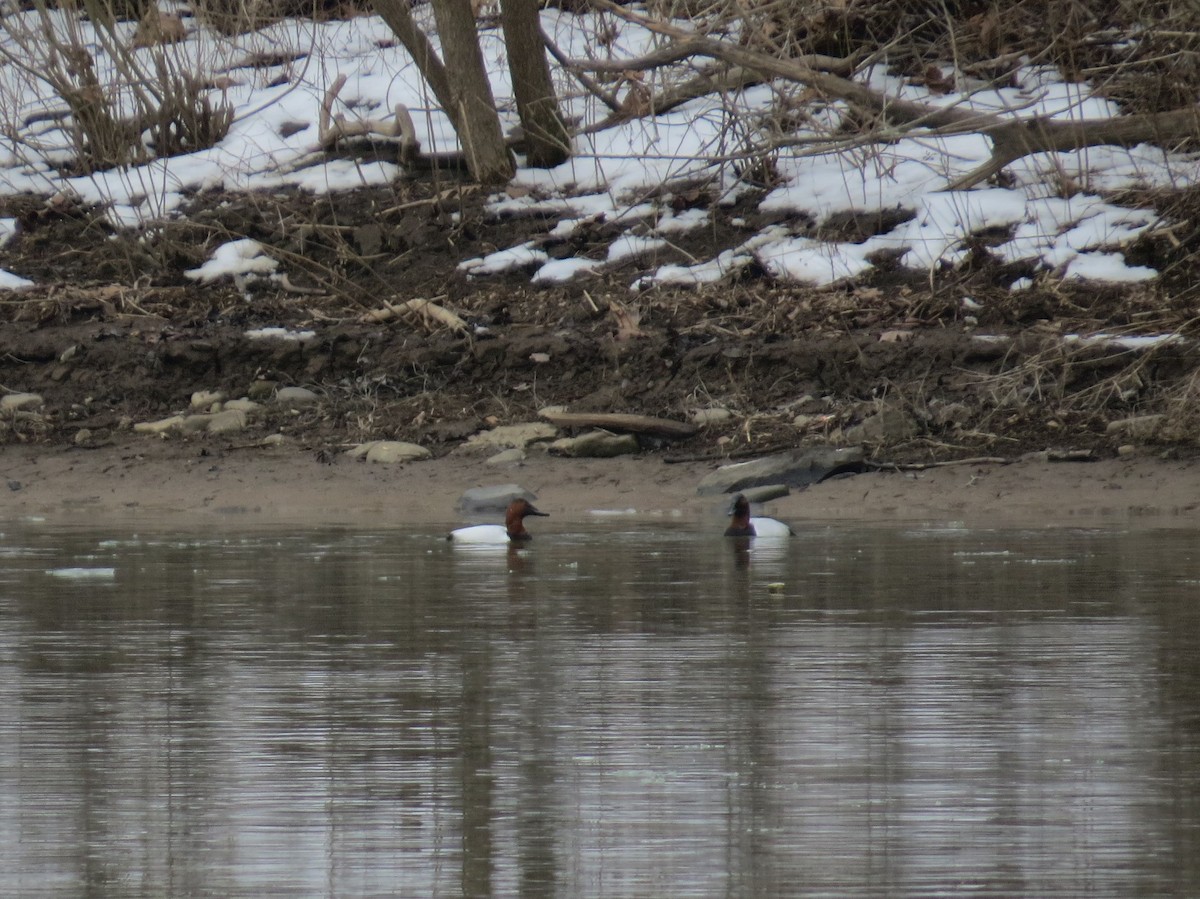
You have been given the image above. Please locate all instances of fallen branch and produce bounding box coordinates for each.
[538,410,698,439]
[319,74,421,163]
[587,0,1200,190]
[360,297,467,333]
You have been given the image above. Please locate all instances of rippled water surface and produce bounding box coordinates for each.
[2,519,1199,897]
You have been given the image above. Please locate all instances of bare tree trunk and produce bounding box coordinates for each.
[499,0,569,167]
[373,0,460,132]
[430,0,514,184]
[372,0,513,184]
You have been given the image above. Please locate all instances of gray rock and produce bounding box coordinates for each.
[179,414,214,434]
[697,446,865,495]
[549,430,640,458]
[691,407,733,426]
[844,407,918,444]
[930,401,971,427]
[133,415,185,435]
[207,409,248,435]
[461,422,558,453]
[741,484,790,503]
[364,441,431,463]
[1105,414,1165,440]
[248,380,278,400]
[486,447,526,465]
[190,389,225,411]
[275,386,319,407]
[1,392,43,413]
[456,484,538,514]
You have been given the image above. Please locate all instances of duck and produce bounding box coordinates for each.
[724,493,794,538]
[448,498,548,544]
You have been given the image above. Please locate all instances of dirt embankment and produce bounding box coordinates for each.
[0,183,1199,527]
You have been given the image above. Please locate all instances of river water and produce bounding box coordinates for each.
[0,518,1198,897]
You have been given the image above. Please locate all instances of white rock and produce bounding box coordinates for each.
[344,441,377,459]
[1,392,43,412]
[462,422,558,452]
[691,407,732,426]
[486,447,526,465]
[133,415,185,434]
[180,414,213,434]
[224,398,260,412]
[275,386,320,407]
[207,409,248,435]
[364,441,431,463]
[190,390,225,411]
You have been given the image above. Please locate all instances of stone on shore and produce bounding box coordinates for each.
[1,393,43,413]
[741,484,790,503]
[191,390,225,411]
[1106,414,1165,441]
[461,422,558,453]
[456,484,537,514]
[133,415,185,435]
[207,409,249,435]
[275,386,319,407]
[697,446,865,495]
[844,406,918,444]
[691,407,733,426]
[347,440,430,463]
[549,430,640,458]
[486,448,526,466]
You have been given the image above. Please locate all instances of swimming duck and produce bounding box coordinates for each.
[724,493,794,538]
[449,498,548,544]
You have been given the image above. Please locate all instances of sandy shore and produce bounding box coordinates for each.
[2,441,1199,531]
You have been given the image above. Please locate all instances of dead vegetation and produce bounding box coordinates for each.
[0,1,1199,461]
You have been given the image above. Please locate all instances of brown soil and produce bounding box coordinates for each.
[1,179,1199,526]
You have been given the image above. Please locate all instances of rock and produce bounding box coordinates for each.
[461,422,558,453]
[191,390,225,411]
[550,430,640,458]
[134,415,185,434]
[180,414,213,434]
[223,398,260,412]
[697,446,865,495]
[456,484,537,514]
[931,401,971,427]
[691,407,733,426]
[844,407,918,444]
[741,484,790,503]
[1106,414,1165,440]
[792,413,835,431]
[259,433,285,447]
[207,409,248,435]
[73,428,92,446]
[1,392,43,413]
[486,447,526,465]
[275,386,319,407]
[364,441,431,463]
[1117,443,1137,457]
[248,380,278,400]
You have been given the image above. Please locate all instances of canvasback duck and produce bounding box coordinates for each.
[449,498,548,544]
[724,493,794,538]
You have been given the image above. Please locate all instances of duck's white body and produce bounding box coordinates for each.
[447,498,548,544]
[748,516,793,538]
[449,524,515,544]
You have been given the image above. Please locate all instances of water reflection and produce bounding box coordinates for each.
[0,523,1197,896]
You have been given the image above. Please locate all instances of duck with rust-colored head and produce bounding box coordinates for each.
[724,494,794,538]
[449,498,549,544]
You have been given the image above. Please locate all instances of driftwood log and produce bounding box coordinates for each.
[538,410,698,439]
